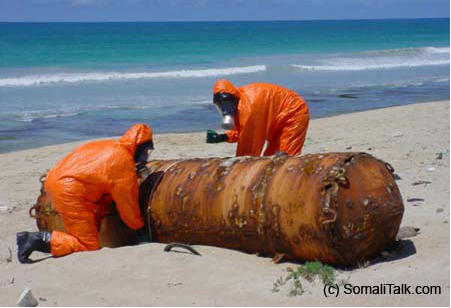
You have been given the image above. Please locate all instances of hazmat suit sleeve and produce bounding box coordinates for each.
[110,159,144,230]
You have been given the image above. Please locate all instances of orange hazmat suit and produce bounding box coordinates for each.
[44,123,152,257]
[213,80,310,156]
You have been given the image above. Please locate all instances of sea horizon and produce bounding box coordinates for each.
[1,16,449,23]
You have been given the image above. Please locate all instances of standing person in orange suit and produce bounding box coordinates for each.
[16,123,154,263]
[207,80,310,156]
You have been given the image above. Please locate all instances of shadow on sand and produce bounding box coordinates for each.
[272,239,417,271]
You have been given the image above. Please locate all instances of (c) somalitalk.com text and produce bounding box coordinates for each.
[323,283,442,297]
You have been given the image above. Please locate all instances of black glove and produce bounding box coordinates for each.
[16,231,51,263]
[206,130,228,143]
[136,227,151,244]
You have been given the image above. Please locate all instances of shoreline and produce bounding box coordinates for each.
[1,99,449,155]
[0,99,449,306]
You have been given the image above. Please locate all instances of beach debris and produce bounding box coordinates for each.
[396,226,420,240]
[411,180,431,186]
[407,197,423,206]
[436,208,444,213]
[17,287,39,307]
[272,253,286,264]
[367,147,373,151]
[38,298,46,302]
[0,205,18,214]
[1,276,15,287]
[392,132,403,138]
[6,247,12,263]
[167,282,183,288]
[345,146,352,150]
[406,198,424,203]
[163,243,201,256]
[426,167,436,172]
[436,149,450,160]
[393,173,402,180]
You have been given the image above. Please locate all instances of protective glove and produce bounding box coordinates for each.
[136,227,151,244]
[16,231,51,263]
[206,130,228,143]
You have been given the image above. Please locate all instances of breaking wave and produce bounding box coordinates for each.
[0,65,267,87]
[291,47,450,71]
[7,111,80,122]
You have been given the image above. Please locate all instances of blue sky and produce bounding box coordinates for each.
[0,0,449,22]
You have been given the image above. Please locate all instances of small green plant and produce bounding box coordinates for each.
[272,261,337,296]
[272,276,285,293]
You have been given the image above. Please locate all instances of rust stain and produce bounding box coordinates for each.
[32,152,404,266]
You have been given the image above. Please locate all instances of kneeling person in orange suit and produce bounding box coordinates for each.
[207,80,310,156]
[16,123,154,263]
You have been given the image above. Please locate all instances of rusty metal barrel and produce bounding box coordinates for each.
[143,152,404,265]
[31,152,403,265]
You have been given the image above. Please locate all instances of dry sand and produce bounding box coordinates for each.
[0,101,449,306]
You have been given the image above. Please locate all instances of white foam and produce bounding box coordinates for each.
[0,65,267,87]
[291,46,450,72]
[435,77,450,82]
[18,111,80,122]
[423,47,450,54]
[292,60,449,71]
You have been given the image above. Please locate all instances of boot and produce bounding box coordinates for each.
[16,231,51,263]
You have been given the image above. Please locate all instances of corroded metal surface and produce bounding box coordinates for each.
[145,152,404,265]
[31,152,404,265]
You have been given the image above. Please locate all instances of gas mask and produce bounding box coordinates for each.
[135,140,154,174]
[134,140,153,179]
[213,92,238,130]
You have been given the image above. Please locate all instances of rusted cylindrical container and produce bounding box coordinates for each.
[31,152,403,265]
[144,152,404,265]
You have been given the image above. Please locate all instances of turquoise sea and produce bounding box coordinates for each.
[0,19,449,152]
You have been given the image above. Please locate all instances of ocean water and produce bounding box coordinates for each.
[0,19,449,153]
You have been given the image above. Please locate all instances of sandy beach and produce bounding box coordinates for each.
[0,100,449,306]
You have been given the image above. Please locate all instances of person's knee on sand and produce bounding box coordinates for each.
[16,123,153,263]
